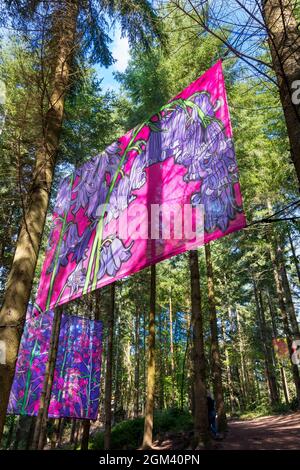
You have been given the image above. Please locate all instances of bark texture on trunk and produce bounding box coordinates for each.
[189,250,210,448]
[80,420,91,450]
[142,265,156,449]
[270,245,300,405]
[263,0,300,185]
[254,285,279,406]
[288,229,300,284]
[134,309,140,418]
[104,283,116,450]
[205,244,227,432]
[0,0,78,442]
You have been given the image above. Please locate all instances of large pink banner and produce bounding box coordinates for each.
[34,61,246,313]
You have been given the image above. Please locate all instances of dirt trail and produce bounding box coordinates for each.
[220,412,300,450]
[152,411,300,450]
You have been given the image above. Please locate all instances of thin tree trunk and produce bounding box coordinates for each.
[180,325,191,411]
[270,245,300,406]
[256,286,280,406]
[0,1,78,442]
[263,0,300,186]
[280,366,290,405]
[80,420,91,450]
[142,308,146,415]
[73,420,81,450]
[278,243,300,338]
[104,283,115,450]
[189,250,210,448]
[50,419,60,449]
[158,311,164,410]
[142,265,156,449]
[169,294,174,374]
[70,419,77,445]
[31,307,62,450]
[205,244,226,432]
[58,417,65,447]
[134,308,140,418]
[220,315,235,415]
[25,416,36,450]
[236,309,248,405]
[5,415,15,449]
[168,292,176,407]
[288,229,300,284]
[113,317,121,421]
[267,290,290,405]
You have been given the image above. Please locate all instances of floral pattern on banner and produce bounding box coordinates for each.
[35,60,246,313]
[8,310,102,420]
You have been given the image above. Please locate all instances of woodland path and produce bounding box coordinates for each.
[151,412,300,450]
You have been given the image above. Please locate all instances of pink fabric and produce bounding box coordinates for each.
[34,61,246,312]
[8,309,102,420]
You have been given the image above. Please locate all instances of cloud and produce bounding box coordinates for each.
[112,35,130,73]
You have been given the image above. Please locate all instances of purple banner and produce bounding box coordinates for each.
[8,311,102,420]
[34,61,246,314]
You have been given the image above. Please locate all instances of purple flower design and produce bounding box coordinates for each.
[97,237,132,280]
[46,222,82,274]
[71,155,109,218]
[54,176,72,217]
[140,92,241,233]
[66,260,87,297]
[146,107,187,165]
[8,310,102,420]
[192,92,215,118]
[71,142,121,220]
[184,122,240,232]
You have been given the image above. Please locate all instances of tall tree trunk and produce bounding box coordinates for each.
[5,415,15,449]
[288,229,300,284]
[189,250,210,448]
[70,419,77,445]
[255,285,280,407]
[134,308,140,418]
[25,417,36,450]
[73,420,81,450]
[236,309,248,406]
[80,420,91,450]
[267,291,290,405]
[263,0,300,185]
[280,366,290,405]
[205,244,226,432]
[220,315,235,415]
[270,245,300,406]
[158,311,164,410]
[50,419,60,449]
[0,1,78,442]
[32,307,62,449]
[142,308,147,415]
[104,283,116,450]
[168,292,176,407]
[278,243,300,338]
[142,265,156,449]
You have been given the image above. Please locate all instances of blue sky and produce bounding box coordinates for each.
[95,30,130,92]
[0,23,130,93]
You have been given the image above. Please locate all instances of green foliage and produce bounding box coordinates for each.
[91,408,193,450]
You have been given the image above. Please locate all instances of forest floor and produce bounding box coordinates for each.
[151,411,300,450]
